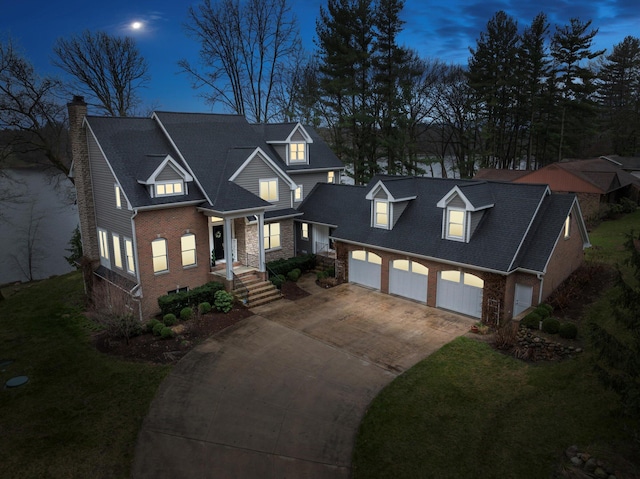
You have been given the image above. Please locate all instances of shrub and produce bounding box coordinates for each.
[316,270,328,280]
[267,254,316,277]
[198,302,212,314]
[163,313,177,326]
[160,327,175,339]
[157,281,225,316]
[326,266,335,277]
[619,197,637,214]
[180,307,193,321]
[214,290,234,313]
[146,318,160,333]
[539,303,553,314]
[542,317,560,334]
[534,305,550,319]
[521,312,541,329]
[271,274,286,288]
[287,269,301,282]
[494,323,518,350]
[152,322,165,336]
[559,322,578,339]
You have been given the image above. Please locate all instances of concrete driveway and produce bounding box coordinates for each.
[132,277,473,478]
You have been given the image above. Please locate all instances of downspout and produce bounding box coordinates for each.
[537,272,544,304]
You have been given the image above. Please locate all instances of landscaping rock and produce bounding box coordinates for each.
[562,447,619,479]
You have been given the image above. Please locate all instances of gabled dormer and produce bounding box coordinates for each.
[365,179,417,230]
[437,183,494,242]
[267,123,314,166]
[138,154,193,198]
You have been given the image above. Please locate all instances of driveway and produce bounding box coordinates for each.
[132,277,473,478]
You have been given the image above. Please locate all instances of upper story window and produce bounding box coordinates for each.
[259,178,278,202]
[114,185,122,209]
[112,233,123,269]
[289,143,306,163]
[181,233,197,267]
[294,185,303,202]
[156,181,183,197]
[446,208,466,241]
[564,215,571,239]
[301,222,309,240]
[152,238,168,273]
[374,200,389,229]
[124,238,135,274]
[98,228,109,261]
[327,171,335,183]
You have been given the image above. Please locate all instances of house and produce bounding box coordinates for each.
[296,176,590,323]
[67,97,344,319]
[475,158,640,221]
[601,155,640,179]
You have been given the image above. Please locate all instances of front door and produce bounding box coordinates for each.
[213,225,224,264]
[514,283,533,317]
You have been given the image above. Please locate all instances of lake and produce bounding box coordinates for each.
[0,168,78,284]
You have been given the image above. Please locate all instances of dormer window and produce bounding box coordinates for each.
[327,171,335,183]
[289,143,306,163]
[156,181,183,197]
[374,200,389,229]
[564,215,571,238]
[446,208,466,241]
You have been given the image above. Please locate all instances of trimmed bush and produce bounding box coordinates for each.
[559,322,578,339]
[521,312,541,329]
[534,305,550,319]
[267,254,316,277]
[146,318,160,333]
[214,290,234,313]
[180,307,193,321]
[287,269,301,282]
[542,317,560,334]
[160,327,175,339]
[539,303,553,314]
[162,313,177,326]
[157,281,226,316]
[271,274,286,288]
[152,321,165,336]
[198,302,212,314]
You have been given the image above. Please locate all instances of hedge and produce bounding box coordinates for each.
[267,254,316,277]
[157,281,225,316]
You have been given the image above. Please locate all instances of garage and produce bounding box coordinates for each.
[389,260,428,303]
[349,250,381,290]
[436,270,484,318]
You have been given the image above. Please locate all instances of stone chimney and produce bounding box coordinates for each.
[68,96,99,263]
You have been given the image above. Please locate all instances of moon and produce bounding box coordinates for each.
[131,21,143,30]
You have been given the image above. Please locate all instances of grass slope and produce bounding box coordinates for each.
[0,272,170,478]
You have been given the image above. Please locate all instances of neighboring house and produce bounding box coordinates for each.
[601,155,640,179]
[67,97,344,319]
[476,158,640,221]
[296,176,590,323]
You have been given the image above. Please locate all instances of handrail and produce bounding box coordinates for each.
[232,271,249,305]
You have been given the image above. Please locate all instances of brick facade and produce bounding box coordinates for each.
[576,193,601,222]
[265,219,294,262]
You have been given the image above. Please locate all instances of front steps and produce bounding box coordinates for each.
[232,271,282,308]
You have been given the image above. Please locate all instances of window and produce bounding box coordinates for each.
[181,233,197,267]
[259,178,278,202]
[264,222,281,250]
[564,215,571,238]
[441,270,461,283]
[327,171,335,183]
[124,238,135,274]
[112,233,123,269]
[168,287,188,295]
[115,185,122,209]
[156,181,183,196]
[152,238,168,273]
[98,228,109,260]
[301,222,309,239]
[294,184,303,202]
[289,143,305,162]
[447,209,465,240]
[374,200,389,228]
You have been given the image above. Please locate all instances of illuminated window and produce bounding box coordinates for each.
[112,233,123,269]
[156,181,183,196]
[374,200,389,228]
[327,171,335,183]
[441,270,461,283]
[115,185,122,209]
[98,228,109,260]
[301,222,309,239]
[259,178,278,202]
[124,238,135,274]
[152,238,168,273]
[294,185,303,202]
[181,233,196,267]
[564,215,571,238]
[264,222,281,250]
[289,143,305,162]
[447,209,465,240]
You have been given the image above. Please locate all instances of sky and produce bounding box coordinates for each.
[2,0,639,114]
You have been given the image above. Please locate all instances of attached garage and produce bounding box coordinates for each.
[389,260,428,303]
[436,270,484,318]
[349,250,381,290]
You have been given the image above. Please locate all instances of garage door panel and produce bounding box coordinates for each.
[436,271,483,318]
[389,260,428,303]
[349,251,381,290]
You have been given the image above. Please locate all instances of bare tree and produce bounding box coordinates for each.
[89,280,140,344]
[0,38,68,175]
[10,200,46,282]
[53,30,149,116]
[181,0,303,123]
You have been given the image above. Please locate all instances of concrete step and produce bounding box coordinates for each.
[249,291,283,308]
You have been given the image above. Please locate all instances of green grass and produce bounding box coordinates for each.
[585,209,640,266]
[0,272,170,478]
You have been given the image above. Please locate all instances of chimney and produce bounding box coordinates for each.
[67,96,100,264]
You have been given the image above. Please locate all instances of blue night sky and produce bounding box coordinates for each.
[2,0,638,113]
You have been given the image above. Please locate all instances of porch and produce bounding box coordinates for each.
[210,262,281,308]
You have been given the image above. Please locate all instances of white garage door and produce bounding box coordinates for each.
[389,260,428,303]
[436,270,484,318]
[349,250,381,290]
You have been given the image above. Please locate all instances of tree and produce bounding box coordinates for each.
[598,36,640,156]
[10,200,45,282]
[590,231,640,418]
[53,30,149,116]
[0,38,68,175]
[182,0,302,123]
[64,225,83,269]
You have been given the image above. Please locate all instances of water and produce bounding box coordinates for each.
[0,168,78,284]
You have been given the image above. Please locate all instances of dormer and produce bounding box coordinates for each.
[138,154,193,198]
[437,183,494,242]
[267,123,313,166]
[365,179,417,230]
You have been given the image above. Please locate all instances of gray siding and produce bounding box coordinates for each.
[289,171,328,205]
[272,144,287,163]
[88,133,135,277]
[392,201,409,227]
[374,189,388,199]
[469,210,485,238]
[156,164,182,181]
[290,129,305,142]
[448,195,466,208]
[295,221,313,255]
[233,155,292,209]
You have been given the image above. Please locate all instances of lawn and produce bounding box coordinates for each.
[0,272,170,479]
[353,210,640,478]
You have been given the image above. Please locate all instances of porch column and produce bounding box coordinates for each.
[224,217,233,281]
[257,213,266,273]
